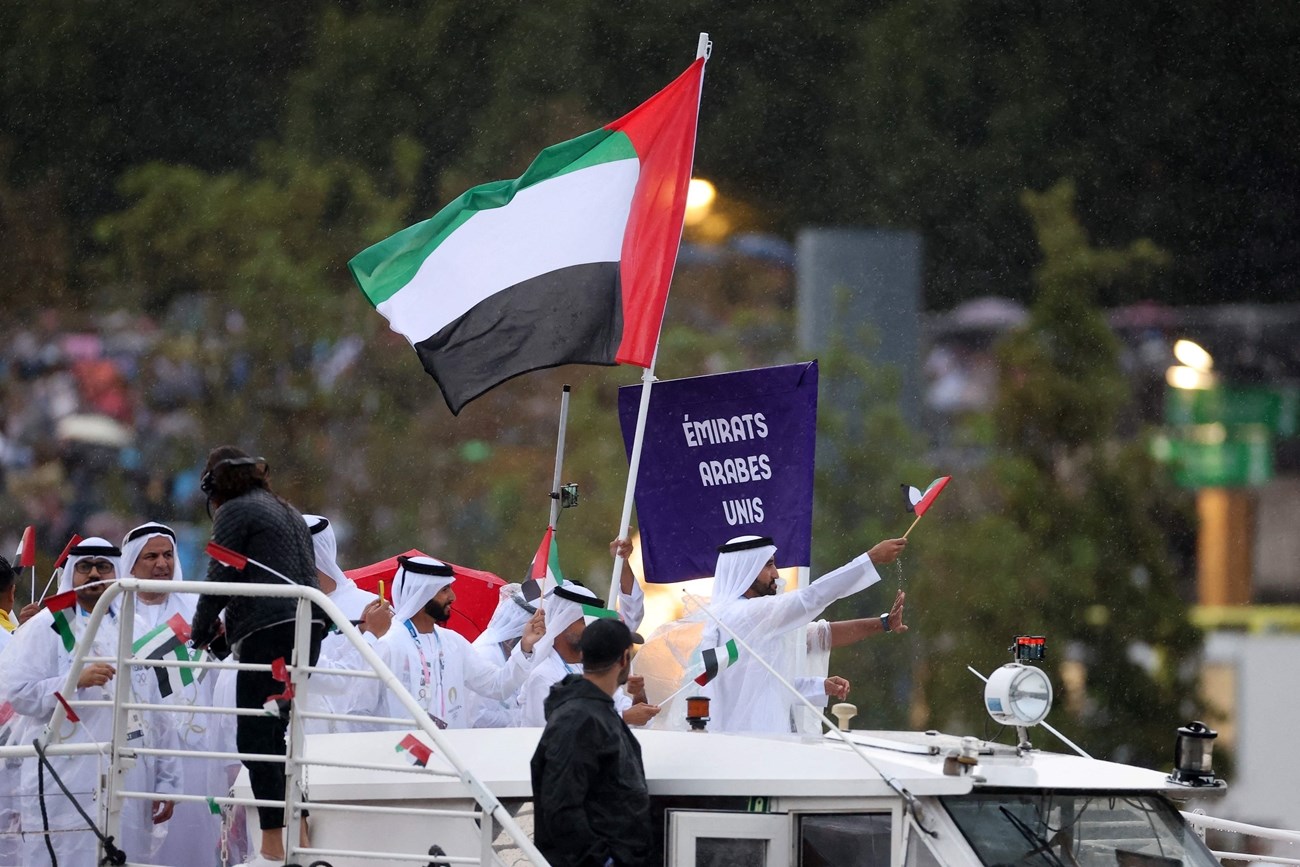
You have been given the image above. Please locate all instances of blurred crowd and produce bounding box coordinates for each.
[1,304,366,595]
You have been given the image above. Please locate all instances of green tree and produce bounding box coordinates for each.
[905,180,1199,765]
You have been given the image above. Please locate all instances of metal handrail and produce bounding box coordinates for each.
[1182,811,1300,845]
[27,576,549,866]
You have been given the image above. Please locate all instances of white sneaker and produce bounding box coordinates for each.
[234,856,285,867]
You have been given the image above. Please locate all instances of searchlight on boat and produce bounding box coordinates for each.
[984,635,1054,752]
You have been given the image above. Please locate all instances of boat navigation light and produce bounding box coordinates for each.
[685,696,711,732]
[984,663,1053,727]
[1170,721,1222,787]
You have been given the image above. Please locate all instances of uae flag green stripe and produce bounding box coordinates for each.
[581,603,620,620]
[349,58,705,415]
[694,638,740,686]
[50,609,76,652]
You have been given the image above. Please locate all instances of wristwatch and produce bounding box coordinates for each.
[880,613,892,633]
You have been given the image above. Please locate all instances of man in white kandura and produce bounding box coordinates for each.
[517,581,658,728]
[373,556,544,729]
[467,584,537,727]
[122,522,223,866]
[0,537,180,867]
[301,515,390,734]
[698,534,908,734]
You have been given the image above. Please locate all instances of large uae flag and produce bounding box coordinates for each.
[349,59,706,414]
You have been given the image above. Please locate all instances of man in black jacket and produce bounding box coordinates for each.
[190,445,322,867]
[530,618,650,867]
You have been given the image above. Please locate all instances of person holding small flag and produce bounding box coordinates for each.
[371,555,546,730]
[0,537,180,866]
[530,617,651,867]
[300,514,391,735]
[695,534,907,734]
[467,583,538,727]
[517,582,659,728]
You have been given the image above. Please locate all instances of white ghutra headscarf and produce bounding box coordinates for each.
[390,556,455,624]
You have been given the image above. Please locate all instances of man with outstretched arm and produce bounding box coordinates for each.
[697,534,908,733]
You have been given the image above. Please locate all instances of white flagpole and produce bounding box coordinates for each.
[547,385,572,531]
[608,32,712,609]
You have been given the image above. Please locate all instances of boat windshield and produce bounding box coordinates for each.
[940,791,1219,867]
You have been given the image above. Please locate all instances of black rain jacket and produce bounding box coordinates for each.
[191,487,322,648]
[530,674,650,867]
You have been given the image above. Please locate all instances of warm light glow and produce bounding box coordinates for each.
[1174,339,1214,372]
[683,178,716,227]
[1166,365,1216,390]
[634,560,804,639]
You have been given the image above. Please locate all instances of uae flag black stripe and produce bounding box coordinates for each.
[414,262,623,412]
[349,58,705,415]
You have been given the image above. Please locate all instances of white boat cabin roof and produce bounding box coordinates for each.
[295,727,1200,805]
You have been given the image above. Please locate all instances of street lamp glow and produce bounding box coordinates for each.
[1174,339,1214,372]
[1166,365,1215,390]
[684,178,716,226]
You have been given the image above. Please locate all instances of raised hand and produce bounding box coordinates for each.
[521,607,546,654]
[886,590,908,634]
[868,537,907,565]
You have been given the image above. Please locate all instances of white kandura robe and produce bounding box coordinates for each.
[304,581,381,735]
[465,641,521,728]
[374,623,536,730]
[0,605,181,867]
[700,551,881,733]
[133,594,225,867]
[516,653,635,728]
[0,623,20,867]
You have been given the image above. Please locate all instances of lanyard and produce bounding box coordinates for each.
[404,620,446,721]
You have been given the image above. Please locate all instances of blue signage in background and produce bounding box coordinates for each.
[618,361,819,584]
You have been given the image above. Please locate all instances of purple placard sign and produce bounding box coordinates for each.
[618,361,818,583]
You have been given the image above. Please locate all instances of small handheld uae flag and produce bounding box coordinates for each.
[694,639,739,686]
[43,590,78,652]
[349,56,706,414]
[132,613,196,699]
[15,526,35,568]
[521,527,566,602]
[396,733,433,768]
[902,477,950,517]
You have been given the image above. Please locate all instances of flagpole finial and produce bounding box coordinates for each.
[696,33,711,61]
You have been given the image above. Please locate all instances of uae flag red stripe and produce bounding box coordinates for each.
[349,59,705,415]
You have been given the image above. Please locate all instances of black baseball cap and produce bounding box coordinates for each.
[579,618,645,669]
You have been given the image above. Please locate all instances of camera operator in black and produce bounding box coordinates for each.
[190,445,323,867]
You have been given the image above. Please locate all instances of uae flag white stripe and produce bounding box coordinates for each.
[376,158,639,345]
[349,58,705,415]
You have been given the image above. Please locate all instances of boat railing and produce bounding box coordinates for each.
[0,576,550,867]
[1183,810,1300,865]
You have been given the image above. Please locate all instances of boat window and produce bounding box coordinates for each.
[667,810,790,866]
[799,813,892,866]
[941,792,1220,867]
[694,836,770,866]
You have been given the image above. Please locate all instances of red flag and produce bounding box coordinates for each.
[902,476,951,517]
[17,526,35,568]
[41,589,78,612]
[54,691,80,724]
[397,733,433,767]
[206,541,248,571]
[55,534,83,568]
[166,612,192,644]
[520,527,554,602]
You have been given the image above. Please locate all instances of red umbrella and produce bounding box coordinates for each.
[345,550,506,642]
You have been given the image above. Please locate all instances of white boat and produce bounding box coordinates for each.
[8,576,1294,867]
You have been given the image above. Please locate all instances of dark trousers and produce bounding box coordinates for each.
[234,621,323,830]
